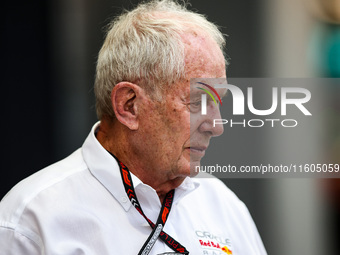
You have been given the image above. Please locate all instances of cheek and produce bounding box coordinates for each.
[160,112,191,156]
[163,106,190,132]
[190,113,203,133]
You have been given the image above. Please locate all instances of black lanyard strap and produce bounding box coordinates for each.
[109,152,189,255]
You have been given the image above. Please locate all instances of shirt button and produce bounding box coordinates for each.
[121,197,128,203]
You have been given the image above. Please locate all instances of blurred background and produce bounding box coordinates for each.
[1,0,340,254]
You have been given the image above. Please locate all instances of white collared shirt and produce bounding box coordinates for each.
[0,122,266,255]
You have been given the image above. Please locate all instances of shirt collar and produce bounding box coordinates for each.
[82,122,200,211]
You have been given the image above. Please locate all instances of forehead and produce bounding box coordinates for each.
[181,30,226,79]
[165,30,226,97]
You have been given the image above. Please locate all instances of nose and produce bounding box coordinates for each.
[198,101,224,137]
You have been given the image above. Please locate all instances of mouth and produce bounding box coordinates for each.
[186,146,207,157]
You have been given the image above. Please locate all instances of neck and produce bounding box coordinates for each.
[96,118,185,202]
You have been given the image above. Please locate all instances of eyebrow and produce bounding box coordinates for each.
[196,82,222,102]
[193,82,228,98]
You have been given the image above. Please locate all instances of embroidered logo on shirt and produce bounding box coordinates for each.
[195,230,232,255]
[221,246,233,254]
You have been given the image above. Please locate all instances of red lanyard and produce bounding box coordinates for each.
[109,152,189,255]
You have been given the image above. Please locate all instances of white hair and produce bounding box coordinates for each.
[94,0,226,119]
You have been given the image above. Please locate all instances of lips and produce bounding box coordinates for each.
[187,146,207,157]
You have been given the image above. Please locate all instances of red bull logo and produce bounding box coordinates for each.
[222,245,233,254]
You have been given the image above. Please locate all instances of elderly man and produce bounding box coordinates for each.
[0,1,266,254]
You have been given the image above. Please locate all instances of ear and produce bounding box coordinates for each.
[111,82,144,130]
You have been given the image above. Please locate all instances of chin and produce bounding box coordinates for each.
[189,160,201,177]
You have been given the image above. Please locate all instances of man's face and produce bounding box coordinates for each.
[189,78,227,173]
[134,32,226,189]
